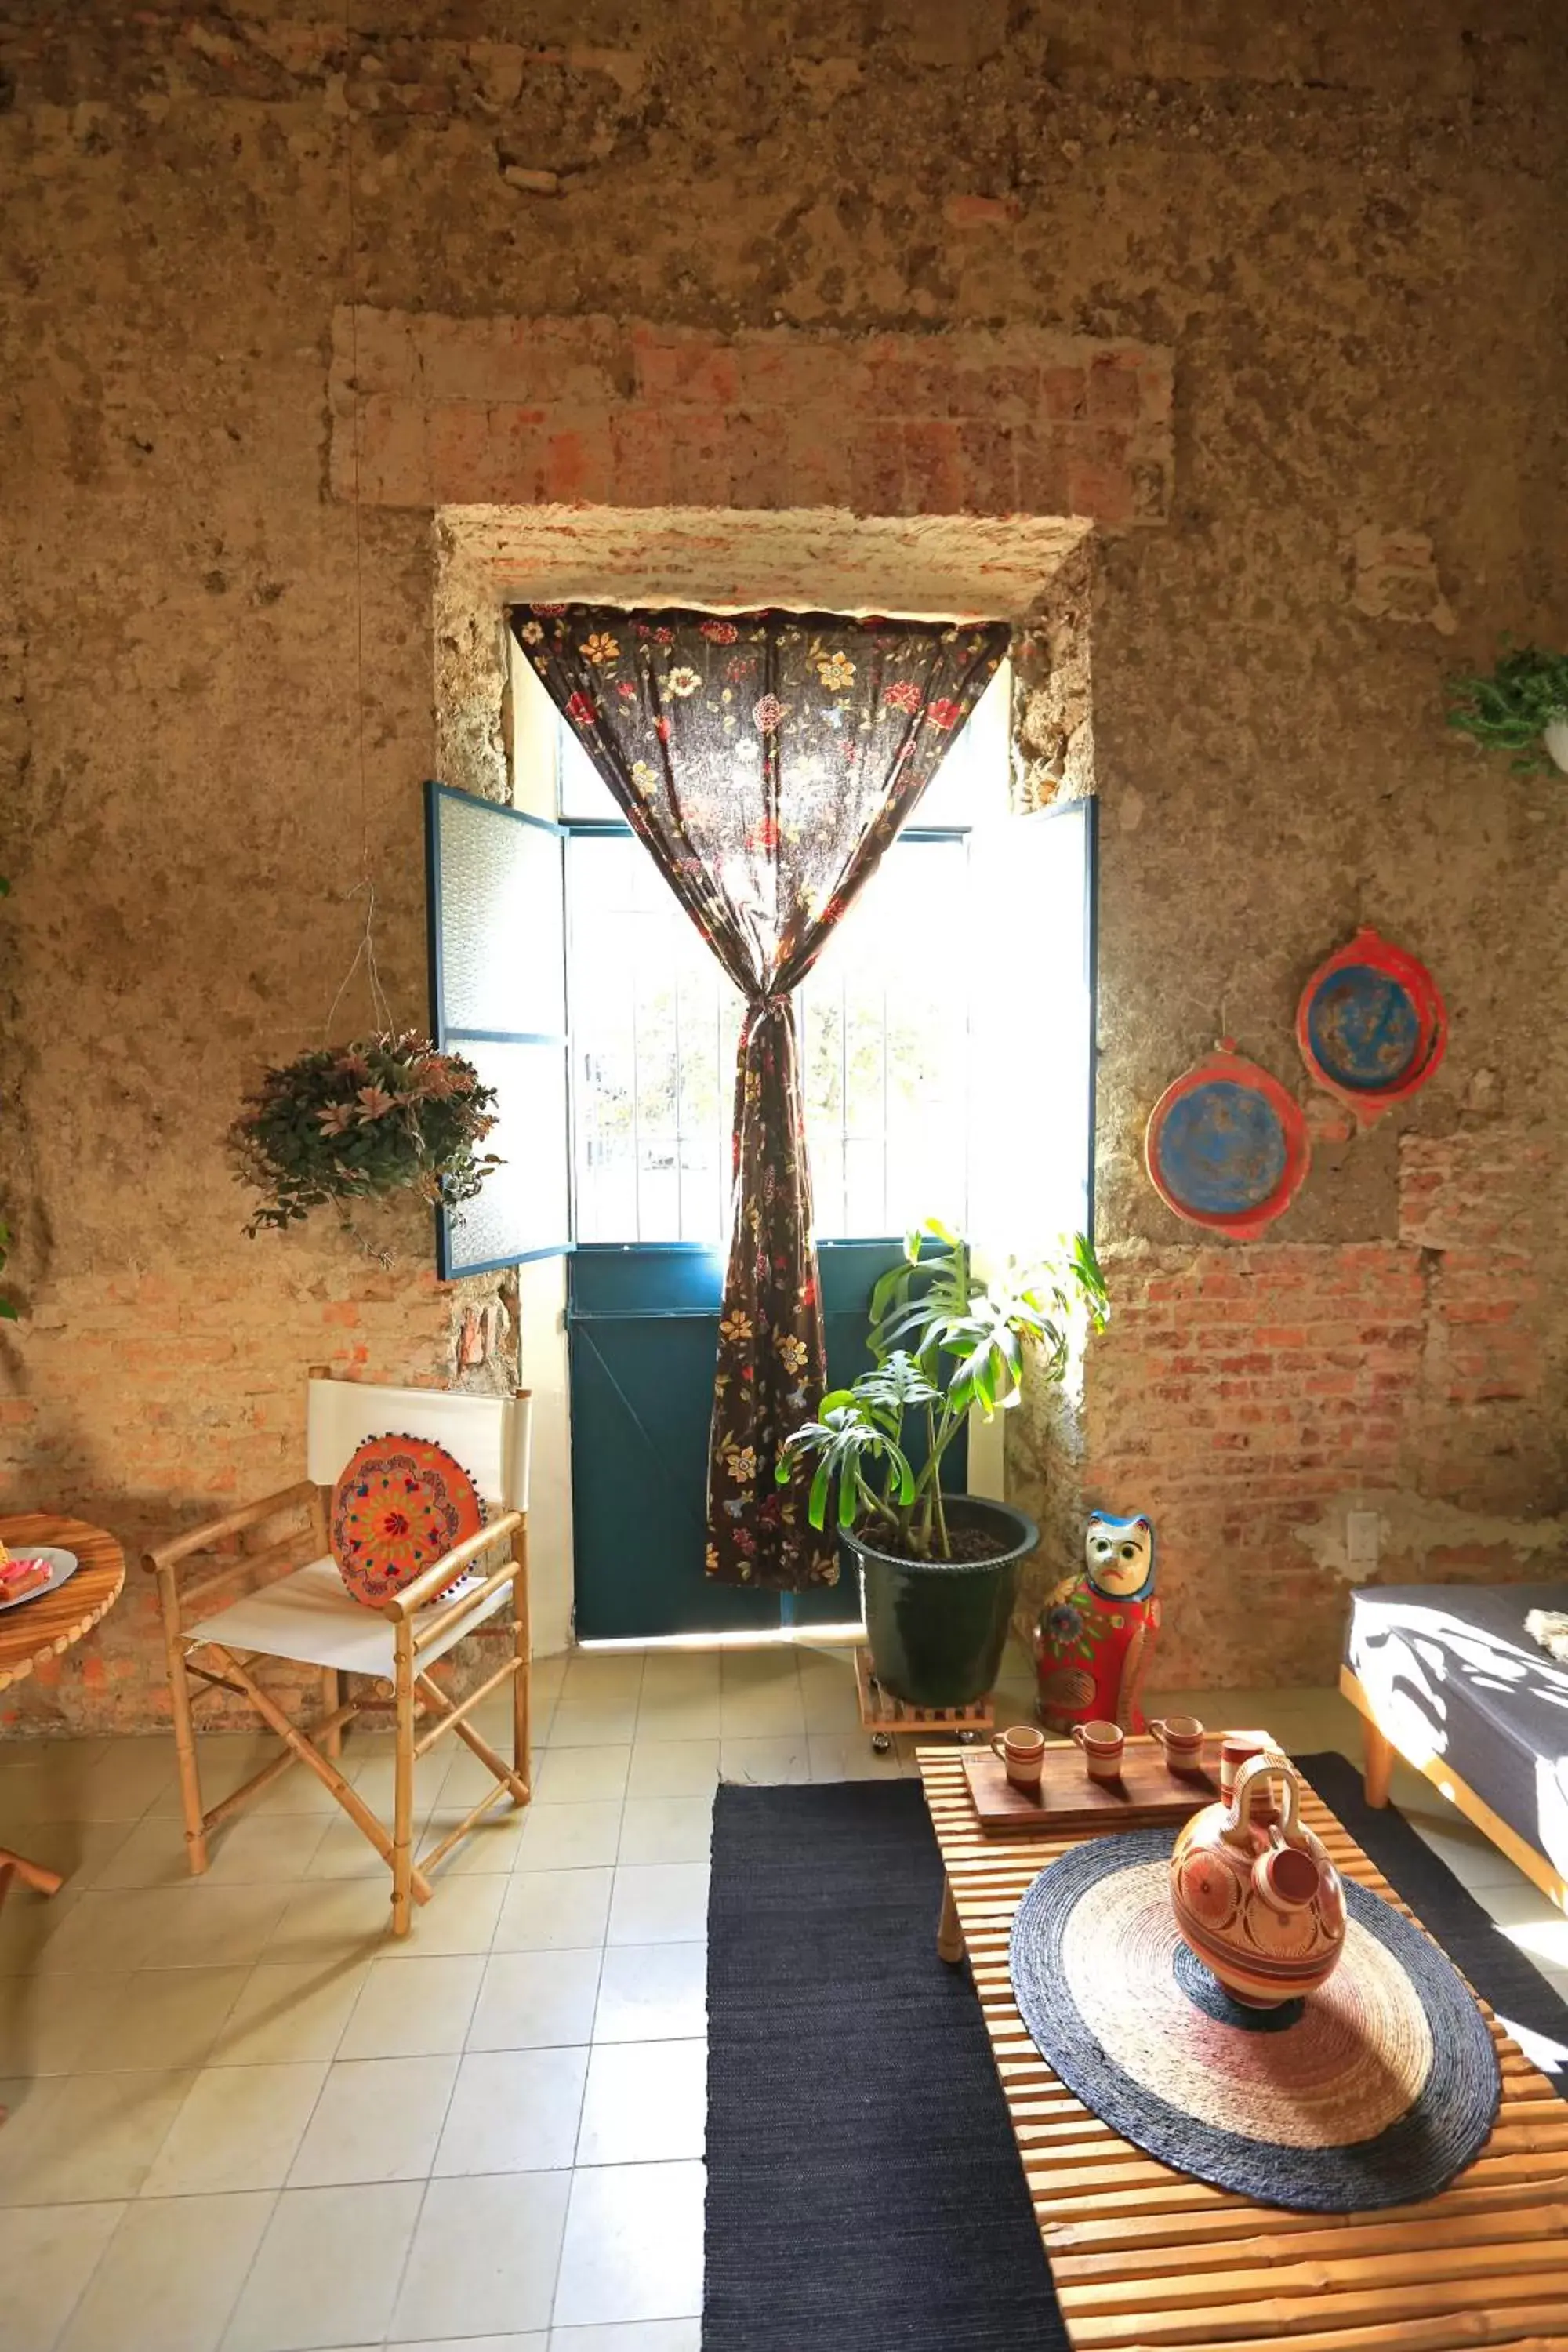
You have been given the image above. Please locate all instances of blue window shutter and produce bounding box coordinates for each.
[425,779,571,1276]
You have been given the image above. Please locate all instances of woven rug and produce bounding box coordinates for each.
[702,1758,1567,2352]
[1010,1824,1500,2211]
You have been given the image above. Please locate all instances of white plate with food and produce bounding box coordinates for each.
[0,1546,80,1613]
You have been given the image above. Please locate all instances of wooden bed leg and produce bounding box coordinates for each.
[1363,1719,1396,1809]
[937,1875,966,1965]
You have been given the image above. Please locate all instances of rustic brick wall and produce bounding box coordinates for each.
[2,2,1564,1730]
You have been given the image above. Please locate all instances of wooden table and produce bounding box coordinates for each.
[919,1741,1568,2352]
[0,1512,126,1907]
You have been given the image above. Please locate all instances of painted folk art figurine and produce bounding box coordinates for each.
[1035,1512,1160,1734]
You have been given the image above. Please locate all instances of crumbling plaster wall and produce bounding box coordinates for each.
[0,0,1563,1727]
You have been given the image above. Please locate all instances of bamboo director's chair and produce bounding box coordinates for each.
[145,1370,532,1934]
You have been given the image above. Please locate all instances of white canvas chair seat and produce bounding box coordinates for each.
[146,1374,532,1936]
[190,1556,512,1677]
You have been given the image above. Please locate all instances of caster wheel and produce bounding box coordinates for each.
[871,1733,892,1756]
[959,1729,982,1746]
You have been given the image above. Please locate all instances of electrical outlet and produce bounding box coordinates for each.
[1346,1511,1380,1571]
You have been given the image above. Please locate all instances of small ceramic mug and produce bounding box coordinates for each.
[1149,1713,1207,1777]
[1220,1728,1277,1800]
[992,1722,1047,1793]
[1072,1719,1125,1782]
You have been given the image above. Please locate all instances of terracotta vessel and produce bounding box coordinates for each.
[1169,1749,1347,2008]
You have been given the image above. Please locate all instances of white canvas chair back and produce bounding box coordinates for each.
[306,1377,532,1515]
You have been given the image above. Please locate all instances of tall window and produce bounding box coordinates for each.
[549,658,1012,1247]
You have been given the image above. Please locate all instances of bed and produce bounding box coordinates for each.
[1341,1577,1568,1914]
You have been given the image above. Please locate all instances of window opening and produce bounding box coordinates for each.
[535,643,1014,1247]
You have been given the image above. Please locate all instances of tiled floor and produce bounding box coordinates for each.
[1,1641,1565,2351]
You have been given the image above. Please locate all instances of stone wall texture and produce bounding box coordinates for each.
[2,0,1565,1726]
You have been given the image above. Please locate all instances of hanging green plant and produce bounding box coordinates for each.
[230,1033,501,1237]
[1445,642,1568,775]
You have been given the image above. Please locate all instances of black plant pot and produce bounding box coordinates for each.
[846,1496,1039,1710]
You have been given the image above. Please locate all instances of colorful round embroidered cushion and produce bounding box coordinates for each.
[330,1434,487,1610]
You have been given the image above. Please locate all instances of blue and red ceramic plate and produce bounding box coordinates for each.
[1145,1043,1310,1240]
[1296,927,1446,1125]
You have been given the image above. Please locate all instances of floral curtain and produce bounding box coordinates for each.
[513,604,1010,1589]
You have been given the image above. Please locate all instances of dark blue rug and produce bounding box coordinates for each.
[701,1754,1566,2352]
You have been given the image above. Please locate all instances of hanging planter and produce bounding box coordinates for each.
[230,1033,500,1238]
[1446,644,1568,775]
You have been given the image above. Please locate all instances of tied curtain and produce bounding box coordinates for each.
[515,604,1009,1589]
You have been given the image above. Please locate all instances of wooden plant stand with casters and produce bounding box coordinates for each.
[854,1644,994,1757]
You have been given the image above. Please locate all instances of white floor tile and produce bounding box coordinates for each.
[560,1656,645,1704]
[0,2199,125,2350]
[138,1882,298,1971]
[552,2161,705,2328]
[395,2338,546,2352]
[550,2325,700,2352]
[575,2039,706,2165]
[58,2190,274,2352]
[533,1747,633,1805]
[593,1944,706,2045]
[0,2067,192,2204]
[607,1866,710,1948]
[718,1737,810,1785]
[287,2053,458,2185]
[616,1797,713,1867]
[468,1950,603,2051]
[632,1694,724,1742]
[549,1700,642,1748]
[209,1961,369,2065]
[625,1743,719,1800]
[807,1734,902,1782]
[637,1654,721,1699]
[517,1803,626,1873]
[143,2060,328,2196]
[377,1873,506,1958]
[434,2045,590,2174]
[224,2179,426,2352]
[494,1868,614,1954]
[390,2170,571,2341]
[0,1969,128,2075]
[73,1965,252,2072]
[717,1688,805,1739]
[337,1955,484,2059]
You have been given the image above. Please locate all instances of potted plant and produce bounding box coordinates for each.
[1446,643,1568,775]
[778,1220,1109,1708]
[230,1032,500,1237]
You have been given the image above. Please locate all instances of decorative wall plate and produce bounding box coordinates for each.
[1145,1042,1310,1240]
[1296,927,1446,1125]
[330,1434,487,1610]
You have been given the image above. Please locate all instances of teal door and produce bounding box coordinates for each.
[568,1240,967,1639]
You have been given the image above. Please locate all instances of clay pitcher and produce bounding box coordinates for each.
[1169,1750,1347,2009]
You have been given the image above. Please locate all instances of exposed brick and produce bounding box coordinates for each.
[328,309,1173,528]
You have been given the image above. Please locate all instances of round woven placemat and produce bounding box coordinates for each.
[1010,1827,1501,2212]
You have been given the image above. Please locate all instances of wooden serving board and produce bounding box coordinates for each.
[962,1733,1221,1833]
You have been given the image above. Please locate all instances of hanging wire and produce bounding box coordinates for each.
[321,880,395,1044]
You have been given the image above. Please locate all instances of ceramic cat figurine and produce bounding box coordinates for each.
[1034,1512,1160,1733]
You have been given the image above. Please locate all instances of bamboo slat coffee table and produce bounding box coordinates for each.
[0,1512,126,1910]
[919,1740,1568,2352]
